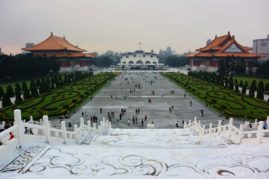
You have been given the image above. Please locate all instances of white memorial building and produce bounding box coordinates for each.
[119,50,164,70]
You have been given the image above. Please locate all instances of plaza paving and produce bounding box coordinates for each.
[52,71,242,129]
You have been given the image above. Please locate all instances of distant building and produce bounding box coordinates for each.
[119,50,164,70]
[22,33,96,72]
[186,32,260,72]
[253,35,269,61]
[25,43,35,48]
[159,46,176,59]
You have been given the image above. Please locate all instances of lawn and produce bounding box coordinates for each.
[0,73,117,121]
[163,72,269,120]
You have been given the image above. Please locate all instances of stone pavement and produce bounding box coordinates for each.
[51,71,242,129]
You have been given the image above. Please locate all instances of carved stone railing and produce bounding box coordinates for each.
[185,116,269,144]
[0,109,112,155]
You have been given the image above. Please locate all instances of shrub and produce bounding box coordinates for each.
[72,99,78,103]
[219,104,227,110]
[211,99,217,104]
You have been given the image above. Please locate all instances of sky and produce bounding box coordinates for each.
[0,0,268,55]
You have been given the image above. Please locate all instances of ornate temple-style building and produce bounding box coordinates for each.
[187,32,260,72]
[22,33,95,72]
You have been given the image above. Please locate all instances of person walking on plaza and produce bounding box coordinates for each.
[190,100,192,107]
[200,109,204,117]
[176,120,179,128]
[100,108,102,114]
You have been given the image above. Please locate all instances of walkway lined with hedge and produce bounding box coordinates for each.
[163,72,269,120]
[0,73,117,121]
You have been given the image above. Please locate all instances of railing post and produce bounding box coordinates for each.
[254,119,258,127]
[61,121,67,144]
[2,121,5,128]
[30,116,33,123]
[229,118,233,136]
[209,123,212,135]
[183,121,186,128]
[43,115,50,144]
[257,121,263,144]
[80,118,84,128]
[218,120,221,135]
[87,120,91,134]
[239,124,244,144]
[73,124,78,140]
[14,109,24,148]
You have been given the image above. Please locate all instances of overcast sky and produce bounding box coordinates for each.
[0,0,268,55]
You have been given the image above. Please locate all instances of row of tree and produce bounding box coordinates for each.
[218,57,269,79]
[0,72,93,108]
[164,55,189,67]
[0,54,60,83]
[188,71,269,102]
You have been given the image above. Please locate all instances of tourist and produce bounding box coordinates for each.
[200,109,204,117]
[119,113,122,120]
[169,107,172,113]
[184,94,186,98]
[141,119,144,126]
[4,122,10,130]
[263,121,268,129]
[100,108,103,114]
[68,122,72,128]
[144,115,147,122]
[190,100,192,106]
[176,121,179,128]
[82,112,84,117]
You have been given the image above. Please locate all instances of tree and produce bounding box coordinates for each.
[234,80,239,92]
[2,93,12,107]
[0,86,4,99]
[265,83,269,94]
[15,83,22,104]
[165,55,189,67]
[256,61,269,78]
[22,81,28,92]
[30,80,38,97]
[256,81,265,100]
[6,85,15,97]
[228,75,234,90]
[242,81,248,95]
[23,88,31,100]
[0,54,60,83]
[239,80,243,88]
[249,80,256,98]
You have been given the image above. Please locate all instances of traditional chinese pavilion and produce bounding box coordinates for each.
[187,32,260,72]
[22,33,96,72]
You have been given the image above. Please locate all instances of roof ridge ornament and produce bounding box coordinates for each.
[50,32,53,36]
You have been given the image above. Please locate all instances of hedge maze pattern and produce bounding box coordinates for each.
[163,73,269,120]
[0,73,117,121]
